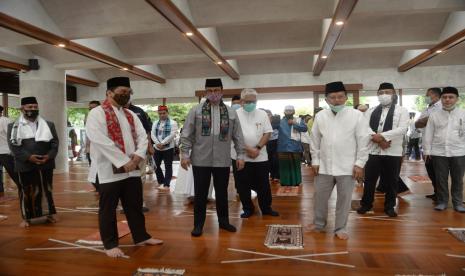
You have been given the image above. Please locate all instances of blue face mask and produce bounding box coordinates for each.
[244,103,256,112]
[329,104,345,113]
[231,103,241,110]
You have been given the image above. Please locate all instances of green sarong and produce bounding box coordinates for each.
[278,152,302,186]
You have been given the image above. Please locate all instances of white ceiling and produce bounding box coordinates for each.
[1,0,464,82]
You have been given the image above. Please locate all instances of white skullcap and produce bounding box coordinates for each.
[284,105,295,111]
[240,88,258,99]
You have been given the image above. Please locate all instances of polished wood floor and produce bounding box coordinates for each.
[0,160,464,275]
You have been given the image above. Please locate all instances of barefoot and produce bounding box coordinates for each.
[105,247,125,258]
[46,215,58,223]
[19,220,30,228]
[136,238,163,246]
[335,232,349,240]
[305,224,324,233]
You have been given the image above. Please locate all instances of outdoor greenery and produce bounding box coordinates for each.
[414,94,465,112]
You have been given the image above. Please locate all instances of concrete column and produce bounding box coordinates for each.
[19,56,68,173]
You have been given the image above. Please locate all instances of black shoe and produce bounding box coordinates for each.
[425,194,437,201]
[240,210,254,218]
[262,209,280,217]
[219,223,237,232]
[191,226,203,237]
[356,206,372,214]
[385,209,398,217]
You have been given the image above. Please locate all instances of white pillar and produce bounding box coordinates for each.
[19,56,68,173]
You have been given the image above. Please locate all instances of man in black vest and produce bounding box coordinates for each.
[357,83,409,217]
[8,97,59,227]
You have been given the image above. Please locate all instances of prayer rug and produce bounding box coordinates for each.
[133,268,185,276]
[446,228,465,243]
[275,186,299,196]
[408,175,431,183]
[76,221,130,245]
[264,224,303,249]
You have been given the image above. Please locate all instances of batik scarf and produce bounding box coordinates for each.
[201,100,229,141]
[101,99,136,153]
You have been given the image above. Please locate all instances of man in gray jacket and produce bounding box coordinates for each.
[180,78,245,237]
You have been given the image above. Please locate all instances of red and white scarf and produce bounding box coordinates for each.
[101,99,137,153]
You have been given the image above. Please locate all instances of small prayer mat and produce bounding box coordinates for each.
[76,221,130,245]
[264,224,303,249]
[133,268,185,276]
[408,175,431,183]
[447,228,465,243]
[275,186,299,196]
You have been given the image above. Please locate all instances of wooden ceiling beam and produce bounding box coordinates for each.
[195,84,363,97]
[398,28,465,72]
[313,0,358,76]
[0,12,165,83]
[146,0,240,80]
[66,75,99,87]
[0,59,29,72]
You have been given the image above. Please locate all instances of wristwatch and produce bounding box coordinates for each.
[255,145,262,150]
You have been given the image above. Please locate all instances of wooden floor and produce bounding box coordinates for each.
[0,160,464,275]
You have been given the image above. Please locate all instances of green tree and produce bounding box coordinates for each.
[67,108,88,128]
[414,95,428,112]
[7,108,21,120]
[145,103,197,127]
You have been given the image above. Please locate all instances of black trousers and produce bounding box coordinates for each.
[425,157,437,195]
[154,148,174,187]
[0,154,20,191]
[86,155,99,192]
[266,139,280,179]
[432,156,465,206]
[407,138,421,160]
[233,161,273,213]
[192,166,230,228]
[98,177,151,249]
[361,155,402,211]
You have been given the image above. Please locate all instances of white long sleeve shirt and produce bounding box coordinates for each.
[151,119,178,151]
[0,116,12,154]
[365,105,409,157]
[422,107,465,157]
[86,105,148,184]
[310,108,370,176]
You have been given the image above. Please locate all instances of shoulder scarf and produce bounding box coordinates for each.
[369,104,395,133]
[101,99,136,153]
[10,115,53,146]
[155,118,171,141]
[201,100,229,141]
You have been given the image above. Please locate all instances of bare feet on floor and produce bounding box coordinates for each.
[136,238,163,246]
[305,224,324,233]
[335,232,349,240]
[19,220,30,228]
[105,247,125,258]
[46,215,58,223]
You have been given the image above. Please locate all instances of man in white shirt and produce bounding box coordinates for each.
[309,81,369,240]
[86,77,162,258]
[407,112,422,160]
[151,105,178,190]
[233,89,279,218]
[0,105,19,193]
[423,87,465,213]
[415,87,442,201]
[357,83,409,217]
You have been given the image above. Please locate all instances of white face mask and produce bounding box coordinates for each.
[378,94,392,106]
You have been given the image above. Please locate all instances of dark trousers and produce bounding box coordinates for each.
[0,154,20,191]
[432,156,465,207]
[233,161,273,213]
[192,166,230,228]
[407,138,421,160]
[425,157,437,195]
[154,148,174,187]
[87,154,99,192]
[266,139,280,179]
[361,155,402,211]
[98,177,151,249]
